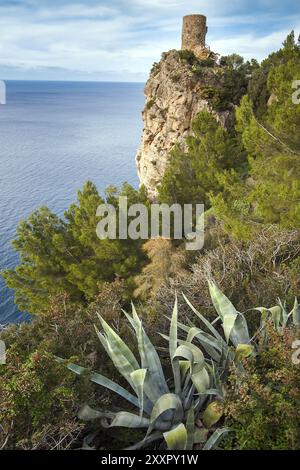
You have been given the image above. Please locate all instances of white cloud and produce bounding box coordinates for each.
[211,23,300,61]
[0,0,299,81]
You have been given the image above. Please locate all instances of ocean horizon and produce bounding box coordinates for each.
[0,80,144,324]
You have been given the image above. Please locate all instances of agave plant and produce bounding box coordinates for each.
[177,282,300,391]
[65,296,228,450]
[65,280,299,450]
[255,297,300,333]
[170,281,255,392]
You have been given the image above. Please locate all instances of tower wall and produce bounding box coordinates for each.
[181,14,207,52]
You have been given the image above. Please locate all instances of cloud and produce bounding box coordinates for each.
[0,0,299,81]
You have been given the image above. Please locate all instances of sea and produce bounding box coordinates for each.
[0,80,144,324]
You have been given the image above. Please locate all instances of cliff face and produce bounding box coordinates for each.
[136,50,233,199]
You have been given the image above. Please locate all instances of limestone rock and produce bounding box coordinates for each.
[136,50,233,200]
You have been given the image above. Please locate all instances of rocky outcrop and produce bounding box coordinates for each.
[136,50,234,200]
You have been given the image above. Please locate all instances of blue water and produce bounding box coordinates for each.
[0,81,144,324]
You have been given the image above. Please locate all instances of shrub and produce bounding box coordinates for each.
[146,97,156,110]
[223,323,300,449]
[0,284,128,450]
[178,50,197,65]
[170,72,181,83]
[0,348,83,450]
[151,62,160,75]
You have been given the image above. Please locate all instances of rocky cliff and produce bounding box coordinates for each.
[136,50,234,199]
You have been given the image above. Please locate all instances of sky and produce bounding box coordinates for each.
[0,0,299,82]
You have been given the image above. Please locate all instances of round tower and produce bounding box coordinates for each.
[181,14,207,53]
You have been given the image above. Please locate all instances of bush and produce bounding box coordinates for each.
[0,282,129,450]
[178,50,197,65]
[223,323,300,449]
[0,348,83,450]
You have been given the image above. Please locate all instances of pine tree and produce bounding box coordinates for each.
[2,182,147,314]
[158,111,245,207]
[212,33,300,237]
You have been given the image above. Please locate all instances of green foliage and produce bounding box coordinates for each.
[191,59,215,76]
[1,181,148,314]
[220,54,245,69]
[0,297,90,449]
[158,111,245,207]
[248,31,300,117]
[212,33,300,237]
[0,349,79,448]
[200,56,258,112]
[0,280,131,450]
[178,50,215,76]
[151,62,160,75]
[146,97,156,110]
[224,323,300,449]
[178,50,198,65]
[170,71,181,83]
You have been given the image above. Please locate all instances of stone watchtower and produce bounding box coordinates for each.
[181,14,208,58]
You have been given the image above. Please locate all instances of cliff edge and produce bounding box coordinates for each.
[136,49,234,199]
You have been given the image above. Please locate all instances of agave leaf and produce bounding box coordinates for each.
[150,394,184,430]
[185,405,195,450]
[204,388,224,399]
[122,308,136,330]
[163,423,187,450]
[183,325,222,362]
[104,411,150,429]
[192,367,210,394]
[174,343,210,394]
[202,401,224,428]
[78,404,114,422]
[173,346,193,390]
[97,314,140,383]
[130,308,169,399]
[235,344,254,361]
[230,314,250,346]
[183,293,226,345]
[66,362,140,409]
[223,312,238,343]
[208,282,250,346]
[159,333,169,341]
[170,297,181,395]
[187,326,203,343]
[186,325,223,352]
[291,298,300,326]
[130,369,147,417]
[179,360,190,378]
[207,362,225,398]
[173,345,194,370]
[179,341,205,368]
[269,306,282,331]
[208,281,236,320]
[125,306,167,388]
[125,431,163,450]
[170,297,178,358]
[278,299,288,327]
[203,427,230,450]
